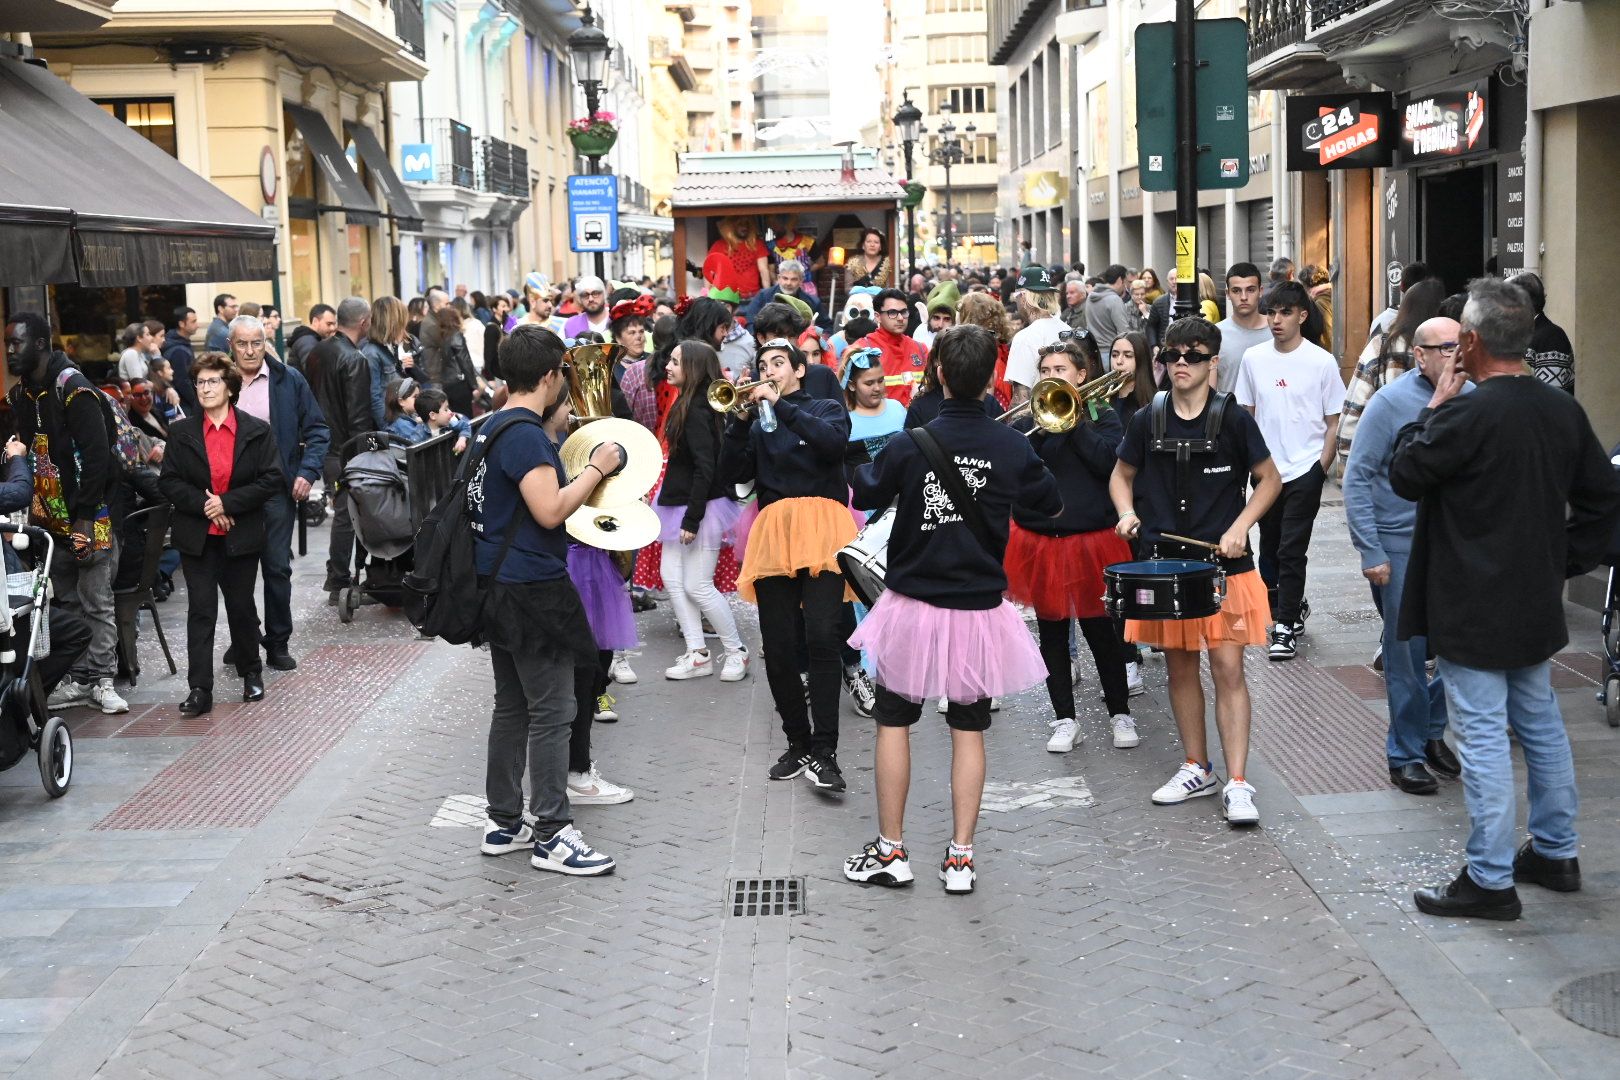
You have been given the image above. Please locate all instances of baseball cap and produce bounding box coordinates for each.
[1016,266,1057,292]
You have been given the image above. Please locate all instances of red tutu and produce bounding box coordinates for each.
[1004,523,1133,621]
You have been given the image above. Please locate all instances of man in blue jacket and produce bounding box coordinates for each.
[1343,316,1466,797]
[226,315,329,670]
[162,305,200,414]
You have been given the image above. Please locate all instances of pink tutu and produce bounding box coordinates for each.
[652,493,743,547]
[849,590,1048,704]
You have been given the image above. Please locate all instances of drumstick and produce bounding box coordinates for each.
[1160,531,1221,553]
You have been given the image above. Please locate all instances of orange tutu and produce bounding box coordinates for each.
[1126,569,1270,651]
[737,497,858,603]
[1005,522,1133,621]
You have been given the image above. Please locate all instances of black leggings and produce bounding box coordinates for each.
[756,571,845,755]
[796,601,861,670]
[1037,617,1131,718]
[570,649,610,774]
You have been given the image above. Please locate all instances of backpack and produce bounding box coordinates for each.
[400,413,545,645]
[53,369,143,475]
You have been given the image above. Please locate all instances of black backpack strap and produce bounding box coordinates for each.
[911,426,995,555]
[1204,391,1230,444]
[468,414,547,583]
[1149,390,1170,448]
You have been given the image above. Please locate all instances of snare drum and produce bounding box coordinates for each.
[837,508,894,607]
[1103,559,1226,621]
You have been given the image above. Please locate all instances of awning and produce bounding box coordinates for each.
[285,103,381,226]
[344,120,424,232]
[0,56,275,288]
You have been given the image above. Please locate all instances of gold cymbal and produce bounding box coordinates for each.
[565,501,661,551]
[559,417,662,506]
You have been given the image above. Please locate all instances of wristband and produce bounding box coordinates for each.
[1118,509,1138,520]
[585,463,604,479]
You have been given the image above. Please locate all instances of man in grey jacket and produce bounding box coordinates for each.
[1085,264,1133,346]
[1343,316,1467,797]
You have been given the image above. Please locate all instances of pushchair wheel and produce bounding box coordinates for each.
[38,716,71,798]
[337,587,356,624]
[1606,675,1620,728]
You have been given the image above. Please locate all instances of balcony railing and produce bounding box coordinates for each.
[477,136,530,199]
[1311,0,1380,29]
[392,0,426,59]
[420,118,474,188]
[1248,0,1308,63]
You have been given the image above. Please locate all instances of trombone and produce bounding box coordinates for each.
[994,369,1129,435]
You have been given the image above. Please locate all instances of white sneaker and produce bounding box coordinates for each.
[1111,714,1139,749]
[608,652,638,684]
[719,647,749,682]
[990,698,1000,711]
[530,825,615,876]
[664,650,713,680]
[1223,779,1259,825]
[89,678,129,715]
[1125,662,1144,697]
[940,846,976,894]
[1151,762,1220,804]
[937,696,949,714]
[479,818,535,855]
[1046,717,1081,753]
[567,765,634,805]
[46,679,91,710]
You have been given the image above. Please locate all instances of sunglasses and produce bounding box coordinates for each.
[1163,349,1213,365]
[1056,328,1089,341]
[756,337,796,352]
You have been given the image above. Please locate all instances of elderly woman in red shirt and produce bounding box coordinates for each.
[158,352,286,716]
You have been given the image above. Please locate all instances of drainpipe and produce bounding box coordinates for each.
[1522,0,1544,276]
[1271,90,1290,261]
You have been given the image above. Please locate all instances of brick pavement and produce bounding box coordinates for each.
[0,496,1615,1077]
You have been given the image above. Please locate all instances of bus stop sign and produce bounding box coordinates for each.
[568,174,620,253]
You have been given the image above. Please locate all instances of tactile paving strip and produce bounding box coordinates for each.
[1246,655,1393,796]
[93,643,427,831]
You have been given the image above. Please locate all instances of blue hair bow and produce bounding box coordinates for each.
[848,286,882,297]
[841,346,881,388]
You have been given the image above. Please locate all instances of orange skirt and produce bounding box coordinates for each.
[738,497,858,603]
[1125,569,1270,651]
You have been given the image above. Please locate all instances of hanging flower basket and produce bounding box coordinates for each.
[567,111,619,157]
[901,180,927,209]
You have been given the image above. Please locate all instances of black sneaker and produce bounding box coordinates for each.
[769,747,811,781]
[1267,623,1296,661]
[805,752,846,793]
[843,665,876,717]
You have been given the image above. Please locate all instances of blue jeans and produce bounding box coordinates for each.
[1380,549,1448,767]
[260,490,296,651]
[1437,658,1579,890]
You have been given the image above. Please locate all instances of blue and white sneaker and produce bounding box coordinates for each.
[531,825,616,876]
[480,818,535,856]
[1151,762,1220,805]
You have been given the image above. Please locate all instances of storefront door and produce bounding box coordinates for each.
[1420,165,1490,294]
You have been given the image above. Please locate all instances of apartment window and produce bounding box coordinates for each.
[1008,82,1020,163]
[97,98,178,157]
[1046,42,1061,148]
[926,35,986,64]
[932,85,992,115]
[925,0,985,11]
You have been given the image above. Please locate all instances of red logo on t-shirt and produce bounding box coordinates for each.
[1275,378,1288,388]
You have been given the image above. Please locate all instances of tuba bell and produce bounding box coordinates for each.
[563,342,624,425]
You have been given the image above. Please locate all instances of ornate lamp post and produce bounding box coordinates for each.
[922,103,975,266]
[892,91,923,276]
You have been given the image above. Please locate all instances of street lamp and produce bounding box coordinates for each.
[923,103,975,267]
[569,4,612,279]
[892,91,923,277]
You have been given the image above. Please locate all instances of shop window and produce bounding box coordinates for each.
[96,98,178,158]
[290,218,321,328]
[348,223,374,299]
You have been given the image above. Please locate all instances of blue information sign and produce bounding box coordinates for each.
[567,174,620,253]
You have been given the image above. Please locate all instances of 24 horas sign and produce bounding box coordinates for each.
[1285,94,1394,172]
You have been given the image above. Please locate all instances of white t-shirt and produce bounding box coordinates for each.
[118,347,149,381]
[1005,315,1068,388]
[1233,338,1345,483]
[1214,319,1271,394]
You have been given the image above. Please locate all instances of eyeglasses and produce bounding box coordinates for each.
[878,307,909,317]
[129,389,152,398]
[1163,349,1213,366]
[1414,341,1459,354]
[231,339,265,351]
[1056,328,1089,342]
[195,376,227,389]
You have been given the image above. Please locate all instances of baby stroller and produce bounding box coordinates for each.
[1595,446,1620,727]
[0,525,73,797]
[333,429,459,624]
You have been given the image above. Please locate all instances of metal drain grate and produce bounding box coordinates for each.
[1555,970,1620,1038]
[728,876,805,917]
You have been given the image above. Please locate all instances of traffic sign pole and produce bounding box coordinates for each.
[586,156,606,281]
[1174,0,1198,321]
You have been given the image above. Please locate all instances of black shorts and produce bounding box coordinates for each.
[873,685,992,732]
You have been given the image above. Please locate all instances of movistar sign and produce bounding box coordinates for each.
[401,144,434,182]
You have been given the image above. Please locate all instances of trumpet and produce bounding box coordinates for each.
[707,378,772,416]
[995,369,1130,435]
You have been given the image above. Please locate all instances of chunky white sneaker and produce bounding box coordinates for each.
[990,698,1001,712]
[1046,717,1081,753]
[46,679,91,710]
[480,818,535,855]
[664,650,713,680]
[531,826,615,875]
[90,678,129,715]
[719,647,750,682]
[843,839,914,887]
[1223,779,1260,825]
[1111,714,1139,749]
[1151,762,1220,804]
[1125,662,1144,697]
[939,846,976,894]
[566,765,634,805]
[608,652,638,684]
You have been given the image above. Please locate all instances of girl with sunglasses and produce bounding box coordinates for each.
[1005,338,1138,754]
[722,338,855,793]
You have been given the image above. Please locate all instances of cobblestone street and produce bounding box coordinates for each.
[1,494,1616,1078]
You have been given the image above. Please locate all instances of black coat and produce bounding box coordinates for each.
[159,408,286,558]
[657,404,727,532]
[307,332,376,461]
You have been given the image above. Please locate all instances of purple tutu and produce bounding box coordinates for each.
[849,591,1047,704]
[652,493,744,547]
[567,544,639,651]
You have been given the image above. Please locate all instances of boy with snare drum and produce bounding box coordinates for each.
[1108,318,1282,825]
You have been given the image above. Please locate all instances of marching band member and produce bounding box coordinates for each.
[722,337,856,792]
[656,339,747,682]
[842,324,1058,894]
[1004,338,1137,754]
[1108,318,1281,826]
